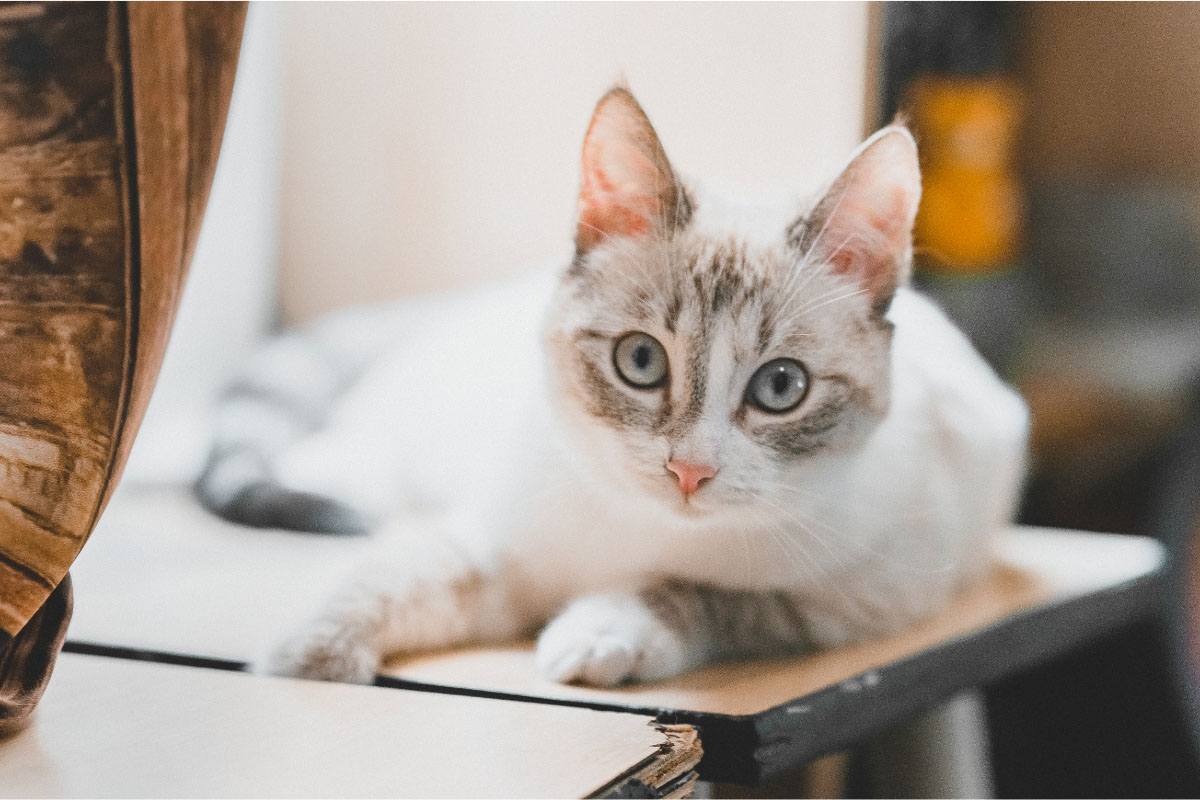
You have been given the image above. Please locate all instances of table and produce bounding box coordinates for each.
[68,486,1165,784]
[0,653,699,798]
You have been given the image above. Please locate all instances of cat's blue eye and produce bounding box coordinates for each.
[746,358,809,414]
[613,332,668,389]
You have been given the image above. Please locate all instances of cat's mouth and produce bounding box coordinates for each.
[672,499,710,519]
[645,474,718,518]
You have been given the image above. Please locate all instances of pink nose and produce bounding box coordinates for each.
[666,460,717,498]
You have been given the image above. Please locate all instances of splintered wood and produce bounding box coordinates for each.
[597,724,704,799]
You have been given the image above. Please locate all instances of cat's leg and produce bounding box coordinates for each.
[265,513,531,683]
[536,581,812,687]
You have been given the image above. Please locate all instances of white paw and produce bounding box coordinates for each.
[261,619,380,684]
[535,595,690,687]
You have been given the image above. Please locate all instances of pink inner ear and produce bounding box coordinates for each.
[577,199,655,251]
[577,130,663,250]
[824,185,911,292]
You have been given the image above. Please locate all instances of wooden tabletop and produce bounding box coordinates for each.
[0,653,698,798]
[69,486,1165,783]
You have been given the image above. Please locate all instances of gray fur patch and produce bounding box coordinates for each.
[576,349,658,429]
[752,395,850,458]
[198,324,381,534]
[638,580,813,660]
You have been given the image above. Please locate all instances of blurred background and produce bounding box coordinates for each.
[115,2,1200,796]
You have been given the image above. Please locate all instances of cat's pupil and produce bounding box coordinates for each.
[634,345,651,370]
[771,370,789,396]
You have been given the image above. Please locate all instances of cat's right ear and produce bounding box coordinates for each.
[575,88,687,255]
[792,126,922,313]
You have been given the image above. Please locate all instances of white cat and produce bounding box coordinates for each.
[197,88,1029,687]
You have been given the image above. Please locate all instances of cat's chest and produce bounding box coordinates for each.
[500,491,677,597]
[498,483,839,600]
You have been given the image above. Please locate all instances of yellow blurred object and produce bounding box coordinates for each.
[919,172,1023,268]
[909,76,1025,270]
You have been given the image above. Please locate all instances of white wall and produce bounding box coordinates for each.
[280,2,872,323]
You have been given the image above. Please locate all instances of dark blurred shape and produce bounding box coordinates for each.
[880,2,1016,124]
[1031,182,1200,322]
[991,396,1200,798]
[988,622,1200,799]
[1155,391,1200,761]
[1018,181,1200,533]
[879,3,1200,795]
[882,3,1030,372]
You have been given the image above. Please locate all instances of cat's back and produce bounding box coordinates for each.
[309,267,561,512]
[886,287,1028,441]
[879,287,1028,575]
[335,266,557,405]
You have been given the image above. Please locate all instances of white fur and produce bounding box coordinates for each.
[264,263,1027,684]
[264,116,1028,687]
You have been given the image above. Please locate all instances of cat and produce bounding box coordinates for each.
[196,87,1029,687]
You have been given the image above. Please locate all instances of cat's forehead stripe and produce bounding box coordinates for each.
[683,239,768,326]
[756,311,775,357]
[663,288,682,334]
[680,333,709,429]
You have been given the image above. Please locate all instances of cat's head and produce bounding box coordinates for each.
[543,88,921,523]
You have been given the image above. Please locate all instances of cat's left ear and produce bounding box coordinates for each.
[792,126,921,312]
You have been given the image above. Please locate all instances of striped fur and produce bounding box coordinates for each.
[195,301,421,533]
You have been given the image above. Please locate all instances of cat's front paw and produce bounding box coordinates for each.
[262,619,380,684]
[535,594,690,687]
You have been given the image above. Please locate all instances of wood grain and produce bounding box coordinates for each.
[103,2,246,502]
[0,653,680,798]
[0,3,129,635]
[0,2,244,640]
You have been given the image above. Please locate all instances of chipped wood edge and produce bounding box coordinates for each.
[593,723,703,799]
